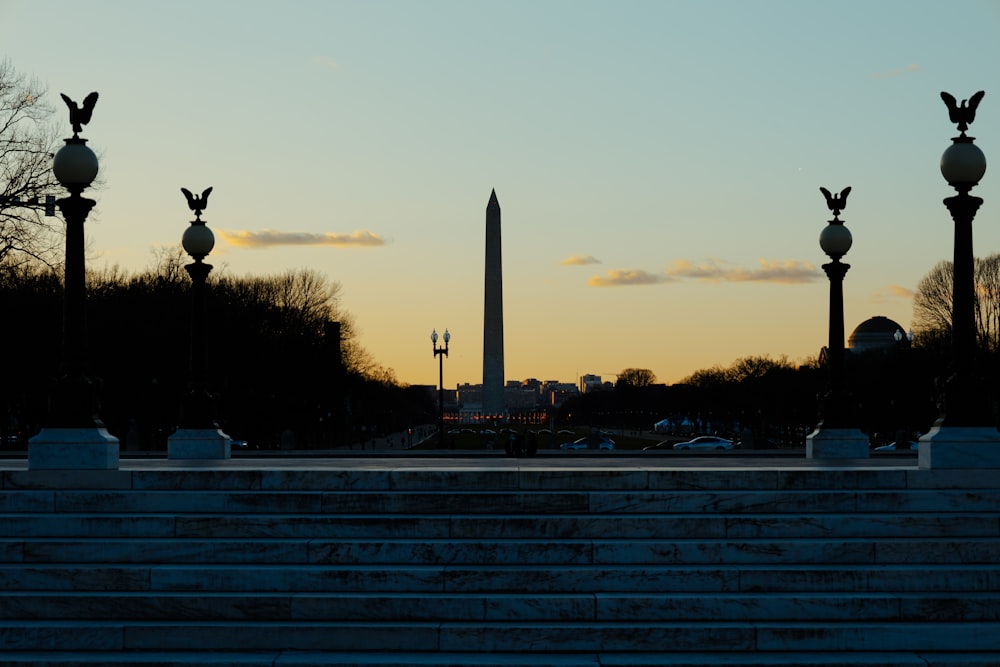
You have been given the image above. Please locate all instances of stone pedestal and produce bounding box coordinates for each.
[919,426,1000,469]
[168,428,232,460]
[806,427,870,459]
[28,428,120,470]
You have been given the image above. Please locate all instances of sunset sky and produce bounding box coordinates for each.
[3,0,1000,389]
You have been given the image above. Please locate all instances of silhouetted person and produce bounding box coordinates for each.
[525,430,538,456]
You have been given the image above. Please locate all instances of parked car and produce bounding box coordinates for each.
[642,440,674,451]
[560,437,615,451]
[673,436,735,451]
[229,439,249,449]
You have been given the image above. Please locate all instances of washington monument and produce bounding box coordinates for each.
[482,189,505,416]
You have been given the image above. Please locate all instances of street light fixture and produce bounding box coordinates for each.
[167,187,231,459]
[806,186,869,459]
[920,90,1000,468]
[432,328,450,448]
[29,92,119,470]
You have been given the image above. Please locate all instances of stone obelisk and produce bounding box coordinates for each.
[482,189,505,417]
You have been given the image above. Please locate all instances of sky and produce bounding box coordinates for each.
[3,0,1000,389]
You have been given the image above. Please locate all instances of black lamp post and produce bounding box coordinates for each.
[806,186,869,458]
[51,105,100,427]
[167,187,231,459]
[431,328,450,448]
[28,92,119,470]
[939,91,989,427]
[181,187,216,428]
[920,90,1000,468]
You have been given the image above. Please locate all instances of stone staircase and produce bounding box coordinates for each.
[2,459,1000,665]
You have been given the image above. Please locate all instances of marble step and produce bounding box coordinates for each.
[3,511,997,539]
[10,536,1000,566]
[4,650,996,666]
[3,620,1000,653]
[2,591,999,622]
[6,466,939,493]
[3,563,1000,593]
[6,488,1000,514]
[10,466,1000,493]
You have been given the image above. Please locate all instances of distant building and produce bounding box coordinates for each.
[848,316,910,352]
[505,380,540,411]
[544,382,579,407]
[579,374,606,394]
[819,315,911,365]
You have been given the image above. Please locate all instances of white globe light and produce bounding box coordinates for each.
[941,140,987,187]
[819,223,853,259]
[182,223,215,258]
[53,140,98,189]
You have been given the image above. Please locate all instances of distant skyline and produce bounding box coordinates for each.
[2,0,999,388]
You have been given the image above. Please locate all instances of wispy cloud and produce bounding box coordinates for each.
[588,269,671,287]
[585,258,821,287]
[560,254,601,266]
[218,229,387,249]
[665,258,821,284]
[876,284,916,301]
[311,55,339,72]
[870,63,919,79]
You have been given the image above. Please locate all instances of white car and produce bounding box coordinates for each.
[560,437,615,451]
[673,436,735,451]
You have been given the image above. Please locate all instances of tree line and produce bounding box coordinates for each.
[0,253,433,449]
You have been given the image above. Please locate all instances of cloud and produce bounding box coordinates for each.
[585,258,820,287]
[665,258,821,284]
[560,254,601,266]
[870,63,919,79]
[588,269,670,287]
[218,229,387,249]
[871,284,915,302]
[311,55,339,72]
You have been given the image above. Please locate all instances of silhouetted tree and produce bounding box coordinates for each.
[1,257,417,450]
[616,368,656,389]
[0,59,62,267]
[912,254,1000,355]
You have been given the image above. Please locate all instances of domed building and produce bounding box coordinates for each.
[848,316,911,352]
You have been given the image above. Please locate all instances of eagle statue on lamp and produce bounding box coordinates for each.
[59,92,99,138]
[181,187,213,220]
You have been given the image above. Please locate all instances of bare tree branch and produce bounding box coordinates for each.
[0,59,63,267]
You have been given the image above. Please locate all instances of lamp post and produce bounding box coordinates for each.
[167,187,231,459]
[806,186,869,459]
[920,90,1000,468]
[432,329,450,448]
[29,92,119,470]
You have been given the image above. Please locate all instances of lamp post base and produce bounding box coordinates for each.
[806,427,870,459]
[28,428,120,470]
[919,426,1000,469]
[168,428,232,460]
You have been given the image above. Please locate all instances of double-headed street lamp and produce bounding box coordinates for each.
[431,328,450,448]
[921,90,1000,468]
[806,186,869,459]
[29,92,119,470]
